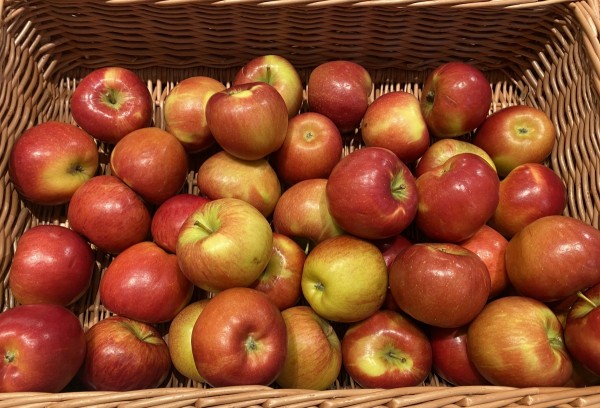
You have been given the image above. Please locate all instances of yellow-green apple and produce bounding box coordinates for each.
[67,175,151,254]
[249,232,306,311]
[71,67,153,145]
[196,150,281,218]
[272,178,344,248]
[414,138,496,177]
[276,305,342,390]
[205,82,288,160]
[473,105,556,177]
[8,121,99,206]
[110,127,189,205]
[489,162,567,238]
[0,304,86,392]
[420,61,492,138]
[564,285,600,377]
[307,60,372,134]
[164,76,226,153]
[176,197,273,292]
[151,193,210,254]
[389,243,490,328]
[467,296,573,387]
[9,225,94,306]
[302,235,388,323]
[273,112,343,186]
[99,241,194,324]
[78,316,171,391]
[341,309,432,388]
[505,215,600,302]
[233,54,303,118]
[415,152,500,242]
[360,91,430,164]
[191,287,287,386]
[326,147,418,240]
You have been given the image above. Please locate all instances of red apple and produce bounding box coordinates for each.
[78,316,171,391]
[205,81,288,160]
[374,234,413,270]
[564,285,600,377]
[326,147,418,240]
[307,60,372,134]
[8,121,99,205]
[71,67,153,145]
[414,138,496,177]
[0,304,86,392]
[9,224,94,306]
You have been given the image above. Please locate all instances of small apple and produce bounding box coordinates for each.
[414,138,496,177]
[564,285,600,377]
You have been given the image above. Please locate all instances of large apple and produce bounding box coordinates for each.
[9,224,94,306]
[564,285,600,377]
[191,287,287,387]
[71,67,153,145]
[0,304,86,392]
[414,138,496,177]
[8,121,99,206]
[326,147,418,240]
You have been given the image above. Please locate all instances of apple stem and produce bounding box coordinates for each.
[577,291,598,308]
[194,219,214,235]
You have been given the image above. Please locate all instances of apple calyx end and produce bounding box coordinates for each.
[245,336,259,352]
[4,350,15,364]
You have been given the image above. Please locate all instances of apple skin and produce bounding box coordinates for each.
[176,197,273,292]
[9,224,95,306]
[8,121,99,206]
[489,162,567,238]
[205,81,288,160]
[307,60,372,134]
[67,175,151,254]
[564,285,600,377]
[341,309,432,388]
[326,147,418,240]
[164,76,226,153]
[276,306,342,390]
[233,54,303,118]
[191,287,287,387]
[420,61,491,138]
[110,127,189,205]
[273,112,343,186]
[473,105,556,177]
[0,304,86,392]
[467,296,573,387]
[389,243,490,328]
[71,67,153,145]
[301,235,388,323]
[414,138,496,178]
[505,215,600,302]
[360,91,430,164]
[415,152,500,243]
[196,150,281,218]
[78,316,171,391]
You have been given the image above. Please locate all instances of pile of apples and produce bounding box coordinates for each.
[3,55,600,393]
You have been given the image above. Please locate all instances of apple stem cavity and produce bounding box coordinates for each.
[102,88,122,109]
[577,291,598,308]
[391,174,409,200]
[194,219,214,235]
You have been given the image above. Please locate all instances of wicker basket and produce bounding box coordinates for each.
[2,0,600,406]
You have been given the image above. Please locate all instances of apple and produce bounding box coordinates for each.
[8,121,99,206]
[505,215,600,302]
[273,112,343,186]
[467,296,573,387]
[473,105,556,177]
[67,175,151,254]
[341,309,432,388]
[0,304,86,392]
[489,162,567,238]
[420,61,492,138]
[233,54,303,118]
[307,60,372,134]
[71,67,153,145]
[389,243,490,328]
[302,235,388,323]
[164,75,226,153]
[374,234,413,270]
[360,91,430,164]
[78,316,171,391]
[415,152,500,242]
[205,81,288,160]
[191,287,287,387]
[414,138,496,177]
[196,150,281,218]
[276,305,342,390]
[564,285,600,377]
[9,224,94,306]
[176,197,273,292]
[326,147,418,240]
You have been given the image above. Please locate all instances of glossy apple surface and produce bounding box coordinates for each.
[414,138,496,177]
[564,285,600,377]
